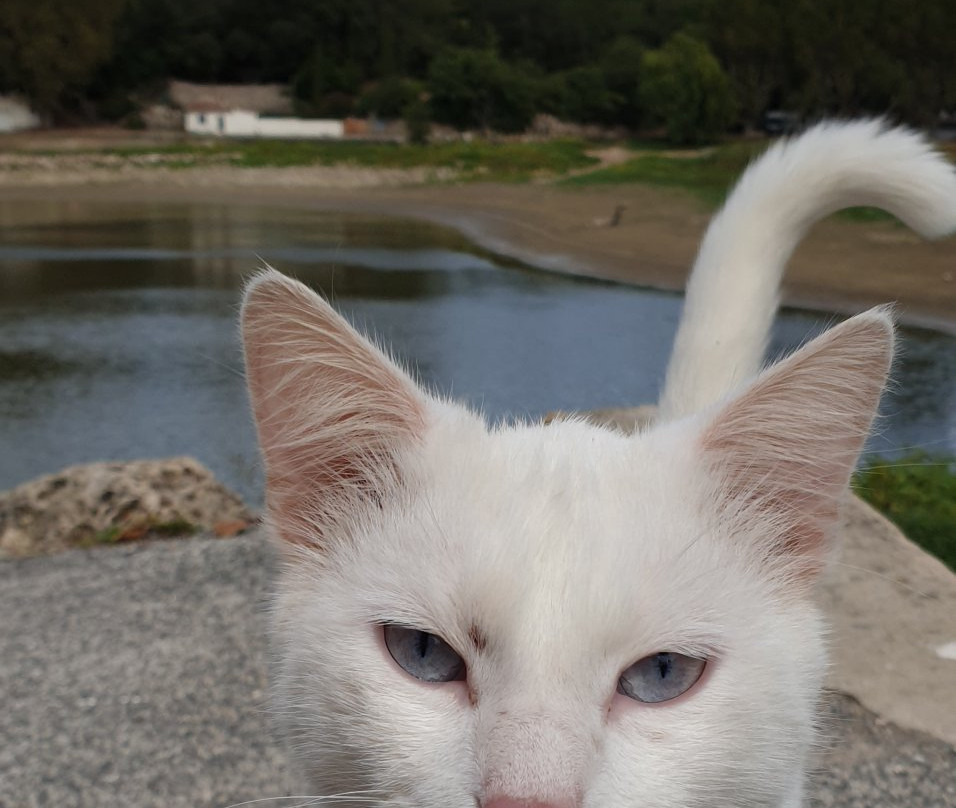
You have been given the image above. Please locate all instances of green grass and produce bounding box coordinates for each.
[853,452,956,571]
[563,140,896,222]
[97,138,598,181]
[86,519,198,547]
[562,141,757,205]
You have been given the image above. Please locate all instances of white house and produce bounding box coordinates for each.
[0,95,40,133]
[184,106,344,139]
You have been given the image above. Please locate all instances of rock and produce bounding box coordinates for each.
[0,457,254,558]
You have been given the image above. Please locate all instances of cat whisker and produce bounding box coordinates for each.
[823,559,933,599]
[220,791,385,808]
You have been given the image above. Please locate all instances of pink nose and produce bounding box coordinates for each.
[484,800,570,808]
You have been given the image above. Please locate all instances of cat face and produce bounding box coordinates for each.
[242,270,892,808]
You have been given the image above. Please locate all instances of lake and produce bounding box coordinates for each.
[1,199,954,505]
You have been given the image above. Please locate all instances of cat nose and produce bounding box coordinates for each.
[483,799,573,808]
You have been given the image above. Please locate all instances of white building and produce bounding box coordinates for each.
[0,95,40,133]
[184,106,344,139]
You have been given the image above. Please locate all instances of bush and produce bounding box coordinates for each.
[292,47,360,116]
[403,98,431,144]
[543,66,618,124]
[357,77,424,120]
[601,37,644,128]
[640,32,735,145]
[428,48,535,133]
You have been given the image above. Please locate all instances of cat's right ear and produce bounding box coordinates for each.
[241,269,428,549]
[695,308,894,581]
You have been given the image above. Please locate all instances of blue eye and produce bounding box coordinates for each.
[618,652,706,703]
[383,625,466,683]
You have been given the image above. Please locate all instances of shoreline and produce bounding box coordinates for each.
[1,173,954,334]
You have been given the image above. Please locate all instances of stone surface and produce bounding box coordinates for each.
[0,531,952,808]
[0,457,254,558]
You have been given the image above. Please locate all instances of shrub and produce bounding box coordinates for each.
[403,98,431,144]
[428,48,535,133]
[543,66,618,124]
[601,36,644,128]
[357,77,424,120]
[640,32,735,145]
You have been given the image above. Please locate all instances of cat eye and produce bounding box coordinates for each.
[617,652,706,703]
[382,625,466,683]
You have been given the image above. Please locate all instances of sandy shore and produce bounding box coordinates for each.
[1,164,954,332]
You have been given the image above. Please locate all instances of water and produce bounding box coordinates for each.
[1,199,953,505]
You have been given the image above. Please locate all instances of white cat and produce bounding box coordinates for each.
[240,121,956,808]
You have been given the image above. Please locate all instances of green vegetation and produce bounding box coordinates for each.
[428,49,537,134]
[88,519,198,546]
[853,452,956,572]
[4,1,955,143]
[563,142,757,204]
[564,142,901,223]
[0,0,127,119]
[639,33,736,146]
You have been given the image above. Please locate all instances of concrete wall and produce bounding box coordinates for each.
[184,110,344,139]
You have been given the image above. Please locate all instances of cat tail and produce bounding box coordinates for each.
[657,119,956,421]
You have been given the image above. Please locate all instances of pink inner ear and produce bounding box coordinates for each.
[700,310,894,575]
[241,270,426,548]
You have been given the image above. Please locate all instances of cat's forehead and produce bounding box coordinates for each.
[347,414,749,653]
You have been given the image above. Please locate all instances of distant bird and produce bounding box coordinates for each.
[593,204,626,228]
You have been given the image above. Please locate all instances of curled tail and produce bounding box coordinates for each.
[658,119,956,421]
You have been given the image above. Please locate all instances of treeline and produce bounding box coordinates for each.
[2,0,955,143]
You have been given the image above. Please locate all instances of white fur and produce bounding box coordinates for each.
[240,122,954,808]
[659,119,956,420]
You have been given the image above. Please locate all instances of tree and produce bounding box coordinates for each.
[0,0,128,118]
[403,97,431,144]
[704,0,790,128]
[357,77,424,120]
[640,32,735,144]
[543,66,618,125]
[428,48,535,132]
[600,36,644,128]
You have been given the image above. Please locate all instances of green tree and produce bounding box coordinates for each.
[428,48,535,132]
[0,0,128,118]
[403,97,431,144]
[785,0,889,117]
[600,36,644,128]
[640,32,735,144]
[705,0,790,128]
[543,66,618,124]
[357,77,424,120]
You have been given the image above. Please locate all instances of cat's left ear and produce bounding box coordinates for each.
[697,308,894,579]
[241,269,429,548]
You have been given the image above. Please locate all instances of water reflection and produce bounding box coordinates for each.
[0,199,953,504]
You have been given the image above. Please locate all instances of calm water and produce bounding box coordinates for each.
[1,200,954,505]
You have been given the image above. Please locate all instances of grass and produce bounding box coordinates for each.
[562,139,895,222]
[853,452,956,572]
[87,519,198,546]
[99,138,598,181]
[563,141,757,204]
